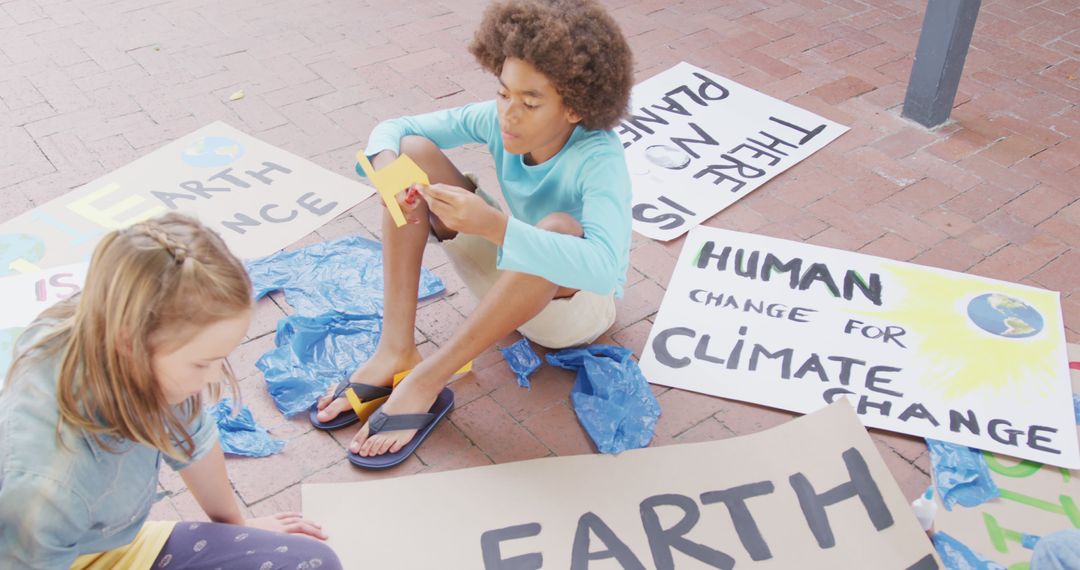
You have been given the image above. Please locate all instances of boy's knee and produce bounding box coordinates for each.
[400,135,439,160]
[536,212,583,237]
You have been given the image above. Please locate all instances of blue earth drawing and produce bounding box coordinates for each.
[0,327,24,386]
[180,136,245,167]
[966,293,1044,338]
[0,233,45,277]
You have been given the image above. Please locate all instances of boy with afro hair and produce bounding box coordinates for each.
[315,0,635,464]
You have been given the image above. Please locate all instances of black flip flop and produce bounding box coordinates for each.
[308,380,392,431]
[348,388,455,470]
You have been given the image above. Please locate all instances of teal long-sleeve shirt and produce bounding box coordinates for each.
[362,100,632,298]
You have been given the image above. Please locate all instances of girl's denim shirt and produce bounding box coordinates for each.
[0,320,219,569]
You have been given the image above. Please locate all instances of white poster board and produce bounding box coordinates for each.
[932,343,1080,567]
[304,401,940,569]
[640,226,1077,468]
[0,262,88,329]
[0,121,372,276]
[0,264,89,389]
[618,62,847,241]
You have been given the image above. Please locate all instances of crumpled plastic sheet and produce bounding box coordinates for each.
[246,235,444,316]
[211,398,285,458]
[546,344,661,454]
[246,235,447,417]
[932,531,1007,570]
[499,338,542,389]
[927,438,1001,511]
[255,311,382,417]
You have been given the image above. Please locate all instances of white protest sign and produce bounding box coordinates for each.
[932,343,1080,567]
[304,401,940,569]
[618,62,847,241]
[0,263,89,388]
[0,121,372,276]
[0,263,88,329]
[641,226,1077,468]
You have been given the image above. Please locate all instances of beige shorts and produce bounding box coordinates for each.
[437,186,617,349]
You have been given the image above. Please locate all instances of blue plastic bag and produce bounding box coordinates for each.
[933,531,1007,570]
[927,438,1000,511]
[211,398,285,458]
[256,311,383,417]
[247,235,447,416]
[246,235,444,316]
[546,344,661,454]
[500,338,542,389]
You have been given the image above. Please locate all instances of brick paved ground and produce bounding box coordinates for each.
[1,0,1077,523]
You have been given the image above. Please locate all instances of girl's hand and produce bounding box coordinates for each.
[420,183,508,244]
[245,512,329,540]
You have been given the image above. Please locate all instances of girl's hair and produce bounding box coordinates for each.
[469,0,634,131]
[5,213,252,461]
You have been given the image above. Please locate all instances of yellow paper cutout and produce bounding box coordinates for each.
[344,387,390,424]
[344,388,363,416]
[392,360,473,385]
[355,151,429,228]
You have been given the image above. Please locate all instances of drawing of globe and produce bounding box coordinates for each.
[181,136,245,167]
[966,293,1044,338]
[645,144,691,170]
[0,233,45,277]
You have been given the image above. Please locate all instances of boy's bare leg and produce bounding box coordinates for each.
[351,213,582,457]
[316,137,477,422]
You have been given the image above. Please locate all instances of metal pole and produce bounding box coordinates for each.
[901,0,982,128]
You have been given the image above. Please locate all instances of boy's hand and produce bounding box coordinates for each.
[367,150,427,225]
[373,185,426,224]
[398,184,426,224]
[421,183,508,245]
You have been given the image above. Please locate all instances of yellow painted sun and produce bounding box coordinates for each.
[860,263,1066,400]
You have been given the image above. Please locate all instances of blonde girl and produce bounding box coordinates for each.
[0,213,340,570]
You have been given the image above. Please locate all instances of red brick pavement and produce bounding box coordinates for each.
[1,0,1077,521]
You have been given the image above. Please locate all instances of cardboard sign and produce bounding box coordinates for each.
[640,227,1076,468]
[932,343,1080,568]
[0,121,372,277]
[618,62,847,241]
[303,401,939,569]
